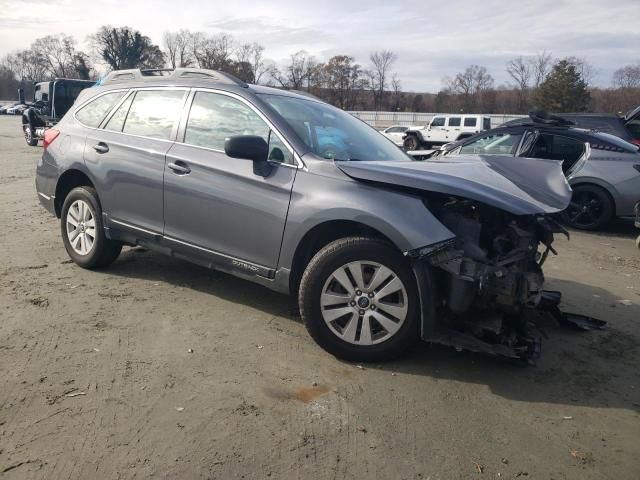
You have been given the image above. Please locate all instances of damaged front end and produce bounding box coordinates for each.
[409,195,605,363]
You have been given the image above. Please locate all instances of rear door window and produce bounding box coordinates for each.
[524,133,585,172]
[448,117,461,127]
[464,117,477,127]
[75,91,126,128]
[122,90,186,140]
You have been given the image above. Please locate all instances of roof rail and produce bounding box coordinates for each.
[99,68,249,88]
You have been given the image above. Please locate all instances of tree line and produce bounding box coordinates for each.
[1,25,638,115]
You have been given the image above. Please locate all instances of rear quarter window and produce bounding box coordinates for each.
[75,91,125,128]
[122,90,187,140]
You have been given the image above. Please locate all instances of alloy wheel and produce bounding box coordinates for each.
[566,191,605,229]
[320,261,408,346]
[66,200,96,255]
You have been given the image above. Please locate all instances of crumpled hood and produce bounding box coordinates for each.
[336,154,572,215]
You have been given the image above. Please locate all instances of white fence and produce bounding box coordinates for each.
[348,111,527,129]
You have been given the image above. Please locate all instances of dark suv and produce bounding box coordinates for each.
[36,68,584,362]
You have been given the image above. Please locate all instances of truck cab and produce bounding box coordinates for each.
[22,79,95,146]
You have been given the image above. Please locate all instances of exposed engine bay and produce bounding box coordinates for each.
[409,194,606,363]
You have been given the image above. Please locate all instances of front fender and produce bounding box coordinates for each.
[278,161,455,270]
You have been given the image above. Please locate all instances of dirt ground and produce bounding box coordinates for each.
[0,115,639,480]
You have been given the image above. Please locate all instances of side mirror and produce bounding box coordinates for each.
[224,135,272,177]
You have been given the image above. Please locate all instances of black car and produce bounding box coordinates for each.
[504,106,640,146]
[435,111,640,230]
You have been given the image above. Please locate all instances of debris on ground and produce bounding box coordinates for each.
[28,296,49,308]
[64,391,86,397]
[473,461,484,473]
[187,348,194,353]
[562,416,573,420]
[175,407,185,412]
[617,299,633,306]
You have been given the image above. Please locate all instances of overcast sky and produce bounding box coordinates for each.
[0,0,638,91]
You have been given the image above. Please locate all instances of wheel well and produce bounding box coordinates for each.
[288,220,398,295]
[54,170,95,217]
[571,182,617,216]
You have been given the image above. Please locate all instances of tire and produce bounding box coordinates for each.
[403,135,420,151]
[561,184,614,230]
[299,237,420,362]
[23,124,37,146]
[61,186,122,269]
[636,235,640,249]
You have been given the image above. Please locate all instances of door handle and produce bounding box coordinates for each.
[93,142,109,154]
[168,162,191,175]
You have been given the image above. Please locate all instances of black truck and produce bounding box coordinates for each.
[21,79,95,146]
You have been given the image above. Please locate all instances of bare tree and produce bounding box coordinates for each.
[506,56,532,90]
[446,65,494,112]
[391,73,402,110]
[163,30,193,68]
[234,42,268,83]
[274,50,316,90]
[31,34,78,78]
[322,55,363,109]
[506,56,532,112]
[91,26,165,70]
[565,56,597,86]
[369,50,397,109]
[188,31,207,68]
[612,63,640,89]
[530,50,553,88]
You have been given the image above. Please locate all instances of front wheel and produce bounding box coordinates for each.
[23,124,37,146]
[561,184,614,230]
[61,187,122,269]
[299,237,420,362]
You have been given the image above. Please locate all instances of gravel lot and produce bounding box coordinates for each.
[0,115,639,479]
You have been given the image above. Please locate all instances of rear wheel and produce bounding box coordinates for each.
[299,237,420,362]
[61,187,122,269]
[561,184,614,230]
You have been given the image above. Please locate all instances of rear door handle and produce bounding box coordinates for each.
[93,142,109,154]
[168,161,191,175]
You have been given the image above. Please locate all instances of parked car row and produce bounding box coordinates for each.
[431,110,640,231]
[0,103,28,115]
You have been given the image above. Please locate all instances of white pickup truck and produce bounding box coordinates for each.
[402,114,491,150]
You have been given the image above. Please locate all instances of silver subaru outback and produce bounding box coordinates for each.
[35,68,598,363]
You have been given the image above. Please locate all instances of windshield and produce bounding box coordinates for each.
[260,94,410,161]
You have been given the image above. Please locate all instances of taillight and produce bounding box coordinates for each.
[43,129,60,151]
[631,139,640,146]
